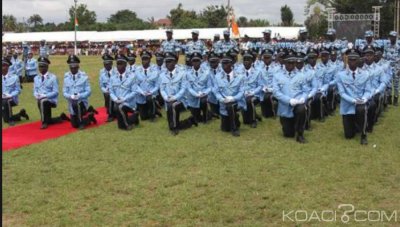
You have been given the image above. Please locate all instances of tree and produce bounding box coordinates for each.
[305,5,328,40]
[68,4,96,29]
[200,5,229,28]
[2,15,17,32]
[168,3,200,28]
[237,16,248,27]
[281,5,294,26]
[248,19,270,27]
[27,14,43,27]
[108,10,139,24]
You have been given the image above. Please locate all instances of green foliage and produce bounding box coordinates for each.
[280,5,294,26]
[2,14,17,32]
[68,4,97,29]
[199,5,229,28]
[27,14,43,27]
[305,5,328,40]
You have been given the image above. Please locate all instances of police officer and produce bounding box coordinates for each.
[259,49,278,118]
[240,34,255,51]
[218,30,238,54]
[336,48,371,145]
[212,33,221,53]
[126,52,137,73]
[257,29,276,55]
[273,50,307,143]
[384,31,400,106]
[361,45,384,133]
[39,39,49,58]
[207,51,222,118]
[160,52,196,135]
[25,51,38,82]
[185,30,206,57]
[358,30,379,51]
[10,51,24,84]
[241,49,262,128]
[34,56,69,129]
[63,55,97,129]
[373,46,391,114]
[2,57,29,126]
[302,49,319,130]
[323,29,346,60]
[110,54,140,130]
[99,53,116,122]
[213,50,246,137]
[293,28,313,54]
[186,51,212,124]
[136,50,161,121]
[22,41,30,64]
[161,29,181,54]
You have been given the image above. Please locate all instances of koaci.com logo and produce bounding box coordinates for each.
[283,204,399,223]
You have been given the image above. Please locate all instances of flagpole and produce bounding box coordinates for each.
[74,0,77,55]
[227,0,231,32]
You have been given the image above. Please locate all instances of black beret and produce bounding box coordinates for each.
[67,55,80,65]
[115,54,129,63]
[307,47,319,57]
[190,51,202,61]
[140,50,152,59]
[164,52,178,61]
[38,56,51,65]
[102,53,114,63]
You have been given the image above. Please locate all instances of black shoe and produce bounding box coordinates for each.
[394,96,398,106]
[40,123,48,129]
[212,113,220,119]
[8,121,15,126]
[366,127,373,133]
[256,115,262,122]
[88,113,97,124]
[106,116,114,122]
[87,106,98,114]
[20,109,29,120]
[388,95,393,105]
[190,116,198,127]
[251,122,257,128]
[231,130,240,137]
[296,135,306,144]
[170,129,179,136]
[78,124,85,130]
[155,111,162,117]
[360,135,368,145]
[60,113,70,121]
[126,125,133,131]
[149,117,155,122]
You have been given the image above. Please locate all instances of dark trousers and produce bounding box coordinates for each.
[2,99,21,123]
[189,96,209,123]
[115,104,139,129]
[366,98,378,132]
[279,104,306,137]
[326,85,337,114]
[37,99,62,124]
[103,93,115,119]
[305,97,313,130]
[25,73,35,82]
[242,96,260,124]
[70,102,91,128]
[166,101,192,131]
[342,104,368,139]
[220,102,241,132]
[260,92,277,118]
[311,93,326,120]
[209,102,220,117]
[138,95,157,120]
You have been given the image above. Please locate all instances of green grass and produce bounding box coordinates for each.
[3,55,400,226]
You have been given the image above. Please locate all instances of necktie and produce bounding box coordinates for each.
[119,75,122,81]
[246,71,249,77]
[41,76,44,82]
[352,72,355,80]
[214,69,216,75]
[73,75,76,81]
[227,74,230,82]
[107,72,111,78]
[144,69,147,76]
[195,71,198,77]
[170,72,173,78]
[3,76,6,81]
[266,66,269,71]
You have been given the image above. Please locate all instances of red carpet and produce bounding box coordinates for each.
[2,107,108,152]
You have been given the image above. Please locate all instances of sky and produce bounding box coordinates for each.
[3,0,308,25]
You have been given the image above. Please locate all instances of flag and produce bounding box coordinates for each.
[232,20,240,38]
[74,17,79,30]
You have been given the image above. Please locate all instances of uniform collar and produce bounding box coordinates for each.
[40,72,49,78]
[3,73,9,78]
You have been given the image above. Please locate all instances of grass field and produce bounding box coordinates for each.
[2,55,400,226]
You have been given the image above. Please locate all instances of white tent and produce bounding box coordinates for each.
[2,27,305,43]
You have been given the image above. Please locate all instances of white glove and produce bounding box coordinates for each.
[196,92,202,98]
[70,94,76,100]
[40,94,47,99]
[227,96,234,102]
[298,98,305,104]
[290,98,298,106]
[374,89,379,95]
[355,98,367,105]
[169,96,177,102]
[308,94,313,99]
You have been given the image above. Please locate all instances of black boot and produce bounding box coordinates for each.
[87,106,98,114]
[19,109,29,120]
[88,113,97,124]
[296,134,306,144]
[60,113,70,121]
[394,96,398,106]
[388,95,393,105]
[360,135,368,145]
